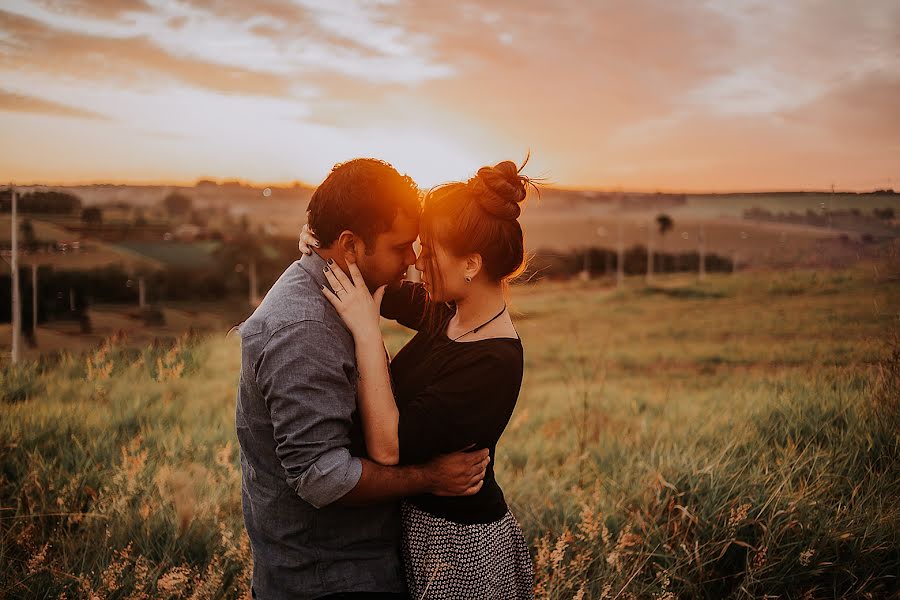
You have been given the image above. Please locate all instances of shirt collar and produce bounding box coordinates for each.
[298,251,329,289]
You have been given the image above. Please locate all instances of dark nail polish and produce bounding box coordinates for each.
[327,258,334,265]
[323,265,330,272]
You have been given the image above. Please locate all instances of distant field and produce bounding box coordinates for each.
[2,261,898,598]
[3,191,897,273]
[234,191,899,268]
[521,214,846,265]
[0,303,237,361]
[0,217,162,272]
[680,192,900,218]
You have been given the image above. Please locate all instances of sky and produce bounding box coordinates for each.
[0,0,898,191]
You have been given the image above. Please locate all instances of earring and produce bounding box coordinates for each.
[465,276,472,282]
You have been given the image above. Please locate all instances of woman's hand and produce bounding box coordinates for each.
[321,259,386,339]
[298,223,319,255]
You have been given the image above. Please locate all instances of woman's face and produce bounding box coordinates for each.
[415,228,468,303]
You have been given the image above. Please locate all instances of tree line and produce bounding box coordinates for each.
[523,245,734,281]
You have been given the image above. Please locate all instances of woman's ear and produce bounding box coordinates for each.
[464,254,483,281]
[336,230,358,261]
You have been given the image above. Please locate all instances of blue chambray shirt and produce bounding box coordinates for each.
[236,252,404,599]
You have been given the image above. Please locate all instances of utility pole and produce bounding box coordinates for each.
[829,183,834,230]
[616,193,625,288]
[249,260,259,306]
[138,277,146,309]
[698,223,706,281]
[31,262,37,341]
[10,186,20,364]
[645,219,653,284]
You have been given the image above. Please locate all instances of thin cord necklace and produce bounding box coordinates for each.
[451,305,507,341]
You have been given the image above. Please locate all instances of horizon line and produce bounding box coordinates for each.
[3,177,897,196]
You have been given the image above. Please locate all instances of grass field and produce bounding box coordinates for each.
[4,191,897,275]
[1,262,898,598]
[0,216,162,272]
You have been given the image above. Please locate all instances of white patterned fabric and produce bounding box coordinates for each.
[401,502,534,600]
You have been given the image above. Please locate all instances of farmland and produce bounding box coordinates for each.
[2,261,898,598]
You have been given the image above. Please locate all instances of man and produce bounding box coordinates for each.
[236,158,489,599]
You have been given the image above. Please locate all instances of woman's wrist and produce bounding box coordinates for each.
[353,326,386,348]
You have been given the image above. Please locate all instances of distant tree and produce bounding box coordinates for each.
[656,214,674,273]
[189,209,208,227]
[163,192,193,217]
[134,208,148,227]
[656,214,673,236]
[1,190,81,214]
[873,207,895,220]
[32,191,82,214]
[82,207,103,225]
[20,219,37,251]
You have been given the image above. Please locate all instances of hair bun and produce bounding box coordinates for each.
[467,160,528,220]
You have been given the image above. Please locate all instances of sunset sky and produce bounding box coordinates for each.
[1,0,898,191]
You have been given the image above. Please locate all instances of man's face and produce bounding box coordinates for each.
[354,212,419,291]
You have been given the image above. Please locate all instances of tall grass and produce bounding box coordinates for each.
[1,333,250,598]
[2,264,898,598]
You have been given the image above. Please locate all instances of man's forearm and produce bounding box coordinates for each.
[337,458,431,505]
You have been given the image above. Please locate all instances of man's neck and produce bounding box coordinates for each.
[313,248,377,293]
[314,248,348,275]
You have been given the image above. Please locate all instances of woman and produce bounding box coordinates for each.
[300,160,535,599]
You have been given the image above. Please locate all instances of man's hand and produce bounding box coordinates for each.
[425,448,490,496]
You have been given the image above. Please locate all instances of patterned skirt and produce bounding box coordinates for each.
[401,501,534,600]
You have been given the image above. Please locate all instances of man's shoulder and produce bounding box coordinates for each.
[240,261,329,340]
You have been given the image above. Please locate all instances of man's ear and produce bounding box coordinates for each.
[336,230,358,260]
[464,253,483,280]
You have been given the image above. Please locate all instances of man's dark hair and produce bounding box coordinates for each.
[307,158,421,252]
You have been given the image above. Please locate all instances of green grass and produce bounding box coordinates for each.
[2,264,899,599]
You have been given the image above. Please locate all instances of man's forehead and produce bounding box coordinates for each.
[384,212,419,243]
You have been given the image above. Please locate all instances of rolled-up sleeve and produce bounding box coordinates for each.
[256,320,361,508]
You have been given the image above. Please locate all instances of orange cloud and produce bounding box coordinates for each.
[28,0,151,20]
[0,10,294,97]
[0,89,108,119]
[783,73,900,143]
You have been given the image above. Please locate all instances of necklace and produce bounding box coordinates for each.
[451,305,507,341]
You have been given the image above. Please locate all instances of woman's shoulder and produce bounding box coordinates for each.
[443,336,523,379]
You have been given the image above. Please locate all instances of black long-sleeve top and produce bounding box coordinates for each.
[381,281,524,524]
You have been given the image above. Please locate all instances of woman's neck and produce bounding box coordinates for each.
[452,283,506,330]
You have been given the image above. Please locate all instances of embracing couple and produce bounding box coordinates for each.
[235,157,535,599]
